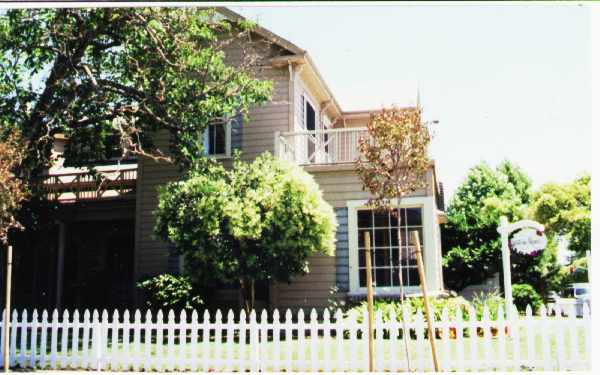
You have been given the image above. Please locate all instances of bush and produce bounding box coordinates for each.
[471,291,505,320]
[343,296,472,322]
[137,274,203,312]
[512,283,543,313]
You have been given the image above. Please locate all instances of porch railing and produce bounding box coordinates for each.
[42,166,137,202]
[275,127,369,165]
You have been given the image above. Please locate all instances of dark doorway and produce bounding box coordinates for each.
[63,220,134,310]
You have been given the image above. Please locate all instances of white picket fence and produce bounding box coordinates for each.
[0,303,590,372]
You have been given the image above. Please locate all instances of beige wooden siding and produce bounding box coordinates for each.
[270,255,336,311]
[307,167,434,208]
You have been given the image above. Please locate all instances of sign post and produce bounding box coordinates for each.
[497,217,546,321]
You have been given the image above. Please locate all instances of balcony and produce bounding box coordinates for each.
[43,166,137,202]
[275,127,368,166]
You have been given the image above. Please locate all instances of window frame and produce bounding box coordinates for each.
[204,119,232,159]
[347,196,435,296]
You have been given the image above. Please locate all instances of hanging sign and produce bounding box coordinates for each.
[509,228,547,256]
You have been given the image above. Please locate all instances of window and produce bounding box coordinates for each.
[300,94,317,131]
[356,208,423,289]
[204,121,231,157]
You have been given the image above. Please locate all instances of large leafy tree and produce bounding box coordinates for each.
[441,161,562,293]
[530,174,591,258]
[154,153,337,312]
[0,7,272,191]
[0,129,28,244]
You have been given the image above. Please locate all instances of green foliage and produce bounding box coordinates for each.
[0,8,272,189]
[470,291,506,320]
[136,274,203,312]
[442,161,532,291]
[530,174,591,258]
[512,284,543,313]
[154,152,337,309]
[343,296,472,322]
[559,256,589,285]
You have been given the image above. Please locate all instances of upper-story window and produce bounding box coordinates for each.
[204,120,231,157]
[301,94,317,131]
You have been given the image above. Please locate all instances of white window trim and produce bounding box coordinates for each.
[302,92,318,131]
[346,196,436,295]
[204,120,232,159]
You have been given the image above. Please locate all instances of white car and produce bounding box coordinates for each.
[550,283,591,317]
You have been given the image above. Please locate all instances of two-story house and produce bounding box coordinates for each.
[12,7,446,312]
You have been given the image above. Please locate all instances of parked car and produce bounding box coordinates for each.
[549,283,591,317]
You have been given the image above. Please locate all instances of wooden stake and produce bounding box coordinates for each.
[3,245,12,372]
[364,231,374,372]
[411,231,440,372]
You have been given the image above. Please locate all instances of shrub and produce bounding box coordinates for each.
[471,291,506,320]
[343,296,472,322]
[137,274,203,312]
[512,283,543,313]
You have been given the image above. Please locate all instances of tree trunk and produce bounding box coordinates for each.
[239,277,256,315]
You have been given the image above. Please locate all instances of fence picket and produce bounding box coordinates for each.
[440,307,450,371]
[272,309,281,372]
[455,307,464,372]
[554,304,565,370]
[133,310,142,371]
[334,309,344,372]
[59,310,68,368]
[284,309,293,372]
[511,306,521,371]
[18,309,27,368]
[239,310,247,372]
[322,309,331,372]
[582,303,590,369]
[40,310,48,369]
[497,305,506,372]
[414,308,425,372]
[249,310,259,372]
[110,310,119,370]
[468,305,477,371]
[49,309,58,369]
[156,310,164,372]
[80,310,90,369]
[165,310,174,372]
[214,309,223,371]
[70,310,79,369]
[225,310,234,372]
[144,310,153,372]
[30,309,39,368]
[201,310,210,372]
[100,310,109,370]
[540,305,551,371]
[309,309,318,372]
[296,309,305,371]
[389,309,400,371]
[260,309,268,372]
[374,309,383,371]
[348,310,358,371]
[190,310,198,372]
[361,309,368,372]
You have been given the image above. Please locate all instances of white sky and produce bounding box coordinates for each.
[232,4,592,198]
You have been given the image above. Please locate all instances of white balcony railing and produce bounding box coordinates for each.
[276,127,369,165]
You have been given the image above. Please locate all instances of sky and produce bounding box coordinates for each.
[231,4,592,198]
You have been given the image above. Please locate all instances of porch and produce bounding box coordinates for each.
[275,127,368,166]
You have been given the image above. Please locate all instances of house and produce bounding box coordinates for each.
[11,8,446,312]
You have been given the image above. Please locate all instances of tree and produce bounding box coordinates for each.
[355,106,432,371]
[530,174,591,258]
[0,8,272,193]
[442,161,549,291]
[154,153,337,312]
[0,128,28,244]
